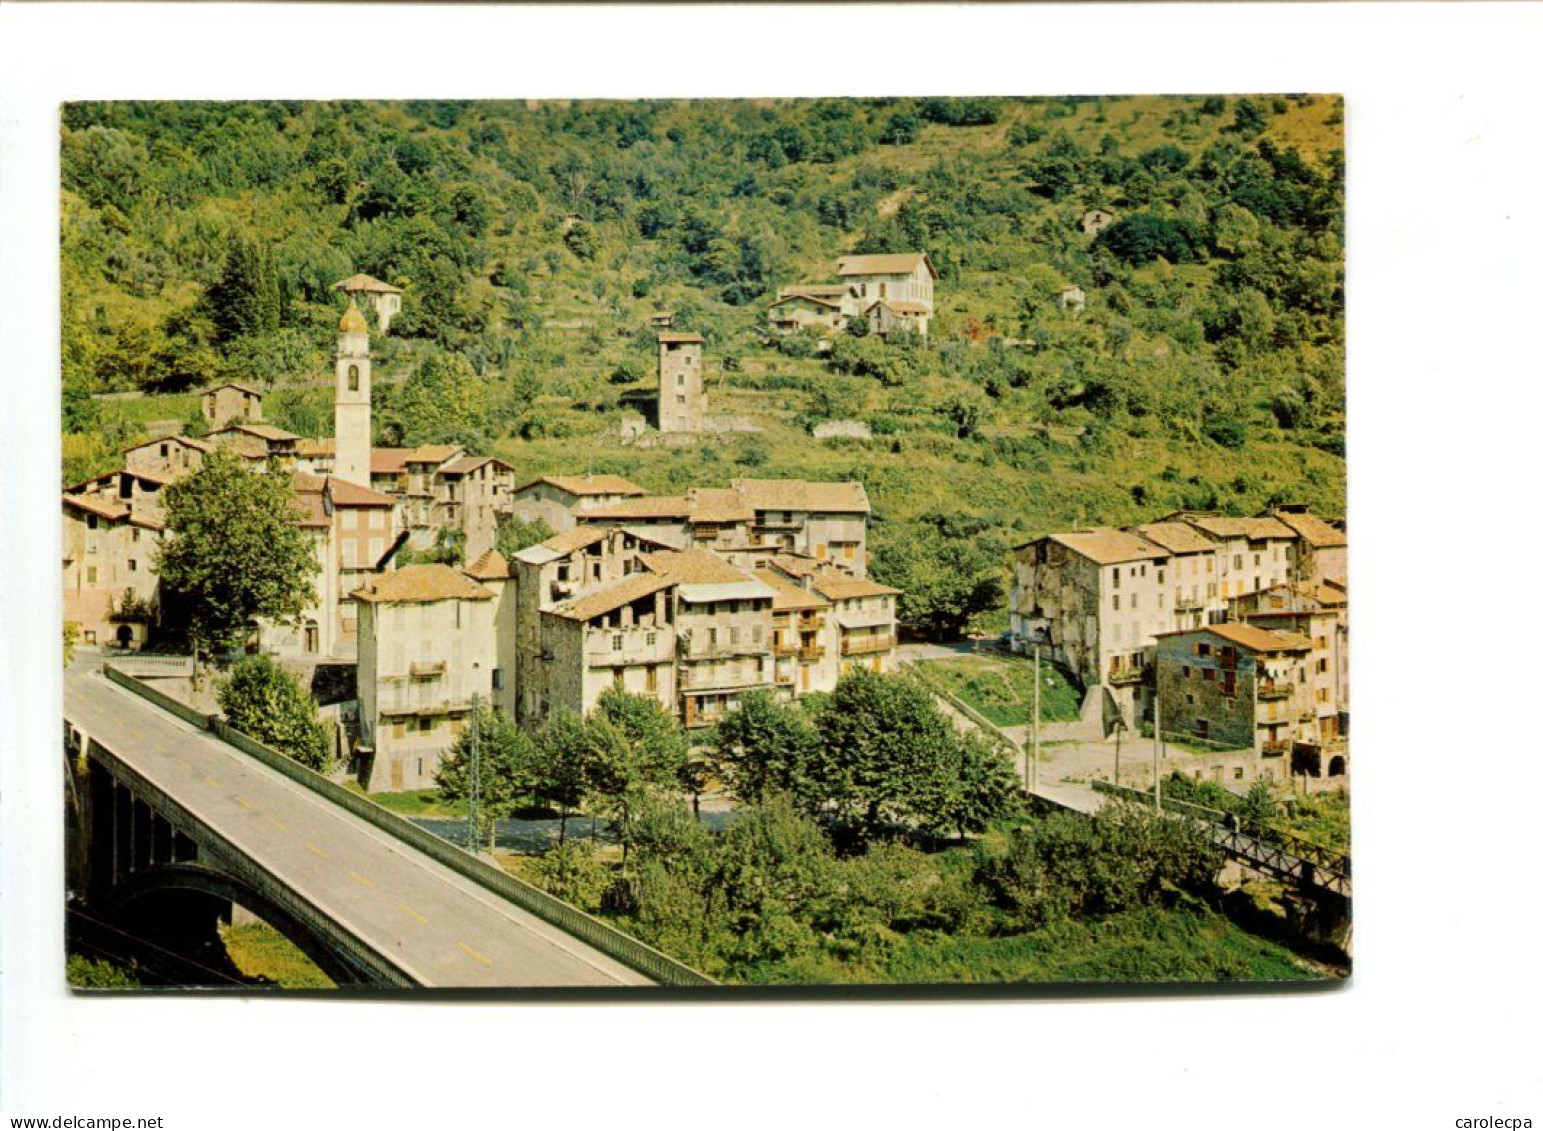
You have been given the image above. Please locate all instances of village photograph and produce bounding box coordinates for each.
[59,95,1348,990]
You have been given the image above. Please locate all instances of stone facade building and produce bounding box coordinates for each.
[1154,623,1315,769]
[769,252,937,339]
[62,491,162,650]
[353,564,501,792]
[200,383,263,431]
[657,332,706,433]
[434,455,518,560]
[124,434,211,481]
[334,273,404,334]
[505,474,649,534]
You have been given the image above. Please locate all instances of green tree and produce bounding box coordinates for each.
[435,703,537,846]
[216,655,330,769]
[870,517,1005,640]
[531,712,595,847]
[710,689,818,806]
[387,350,488,447]
[155,448,317,657]
[206,237,281,344]
[588,687,689,859]
[494,514,555,559]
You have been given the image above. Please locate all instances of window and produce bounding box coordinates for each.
[1112,568,1121,589]
[677,374,684,386]
[87,515,98,530]
[612,634,623,650]
[86,566,97,585]
[1197,642,1212,657]
[730,626,740,645]
[1317,688,1329,703]
[1203,669,1215,681]
[646,632,657,646]
[1112,595,1120,611]
[492,668,503,689]
[1131,594,1138,610]
[1157,569,1165,584]
[1232,554,1243,570]
[1183,665,1191,678]
[1253,553,1261,567]
[131,528,140,542]
[159,443,169,458]
[1317,658,1329,674]
[128,560,137,572]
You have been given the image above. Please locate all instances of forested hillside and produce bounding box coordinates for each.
[60,95,1344,634]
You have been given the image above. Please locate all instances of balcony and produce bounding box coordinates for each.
[679,637,771,661]
[680,665,773,693]
[798,644,826,662]
[1174,595,1204,612]
[1257,682,1290,700]
[585,633,673,668]
[409,661,446,679]
[1107,666,1146,687]
[842,633,896,656]
[773,640,799,658]
[1260,739,1290,757]
[799,614,827,632]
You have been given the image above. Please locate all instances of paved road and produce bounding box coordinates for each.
[66,665,649,988]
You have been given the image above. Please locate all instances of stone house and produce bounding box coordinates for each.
[1268,504,1348,588]
[754,569,836,698]
[769,252,937,339]
[732,478,871,575]
[257,474,336,660]
[505,474,648,533]
[291,438,336,477]
[644,550,777,730]
[206,422,300,469]
[326,476,402,649]
[200,383,264,431]
[353,565,499,793]
[539,570,681,724]
[1131,521,1225,629]
[1234,582,1350,755]
[124,434,210,481]
[1176,514,1296,601]
[433,455,518,561]
[65,467,173,528]
[767,288,850,334]
[809,571,900,676]
[837,253,937,324]
[1057,284,1086,313]
[863,299,932,339]
[62,492,163,649]
[1010,528,1174,728]
[1154,623,1315,768]
[658,332,706,433]
[367,445,464,542]
[334,272,404,334]
[511,525,679,726]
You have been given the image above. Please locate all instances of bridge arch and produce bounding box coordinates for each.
[105,862,363,986]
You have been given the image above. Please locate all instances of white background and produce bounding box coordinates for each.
[3,5,1541,1128]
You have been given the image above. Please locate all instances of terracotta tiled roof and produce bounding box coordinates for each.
[352,564,493,604]
[65,468,173,492]
[809,571,901,602]
[550,572,675,623]
[294,438,336,458]
[1046,528,1168,566]
[731,478,871,515]
[1133,522,1217,555]
[408,445,464,465]
[754,569,830,612]
[63,493,128,522]
[210,423,298,443]
[438,454,513,476]
[686,488,754,524]
[516,473,648,498]
[657,332,704,344]
[203,382,264,397]
[582,495,694,521]
[334,273,403,295]
[837,252,937,279]
[768,553,822,579]
[126,434,212,456]
[779,283,849,298]
[866,300,931,316]
[1268,509,1347,549]
[769,292,843,310]
[1159,622,1312,653]
[539,526,611,555]
[464,549,510,581]
[639,549,754,586]
[325,477,397,508]
[1184,515,1295,542]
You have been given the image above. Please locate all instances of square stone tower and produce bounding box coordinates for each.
[335,299,372,487]
[658,332,705,433]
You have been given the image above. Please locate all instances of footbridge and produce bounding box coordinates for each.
[64,660,711,989]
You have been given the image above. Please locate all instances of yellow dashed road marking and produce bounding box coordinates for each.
[265,815,288,833]
[306,841,328,860]
[232,795,255,811]
[400,904,427,925]
[458,941,492,967]
[348,870,375,890]
[201,775,219,788]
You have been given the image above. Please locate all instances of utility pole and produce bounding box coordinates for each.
[1153,691,1162,811]
[1031,645,1041,795]
[1114,721,1122,787]
[466,692,482,853]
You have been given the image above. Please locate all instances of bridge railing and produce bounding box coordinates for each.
[102,663,716,987]
[108,653,196,679]
[1090,778,1351,892]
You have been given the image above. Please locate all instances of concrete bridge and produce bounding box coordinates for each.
[64,661,699,989]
